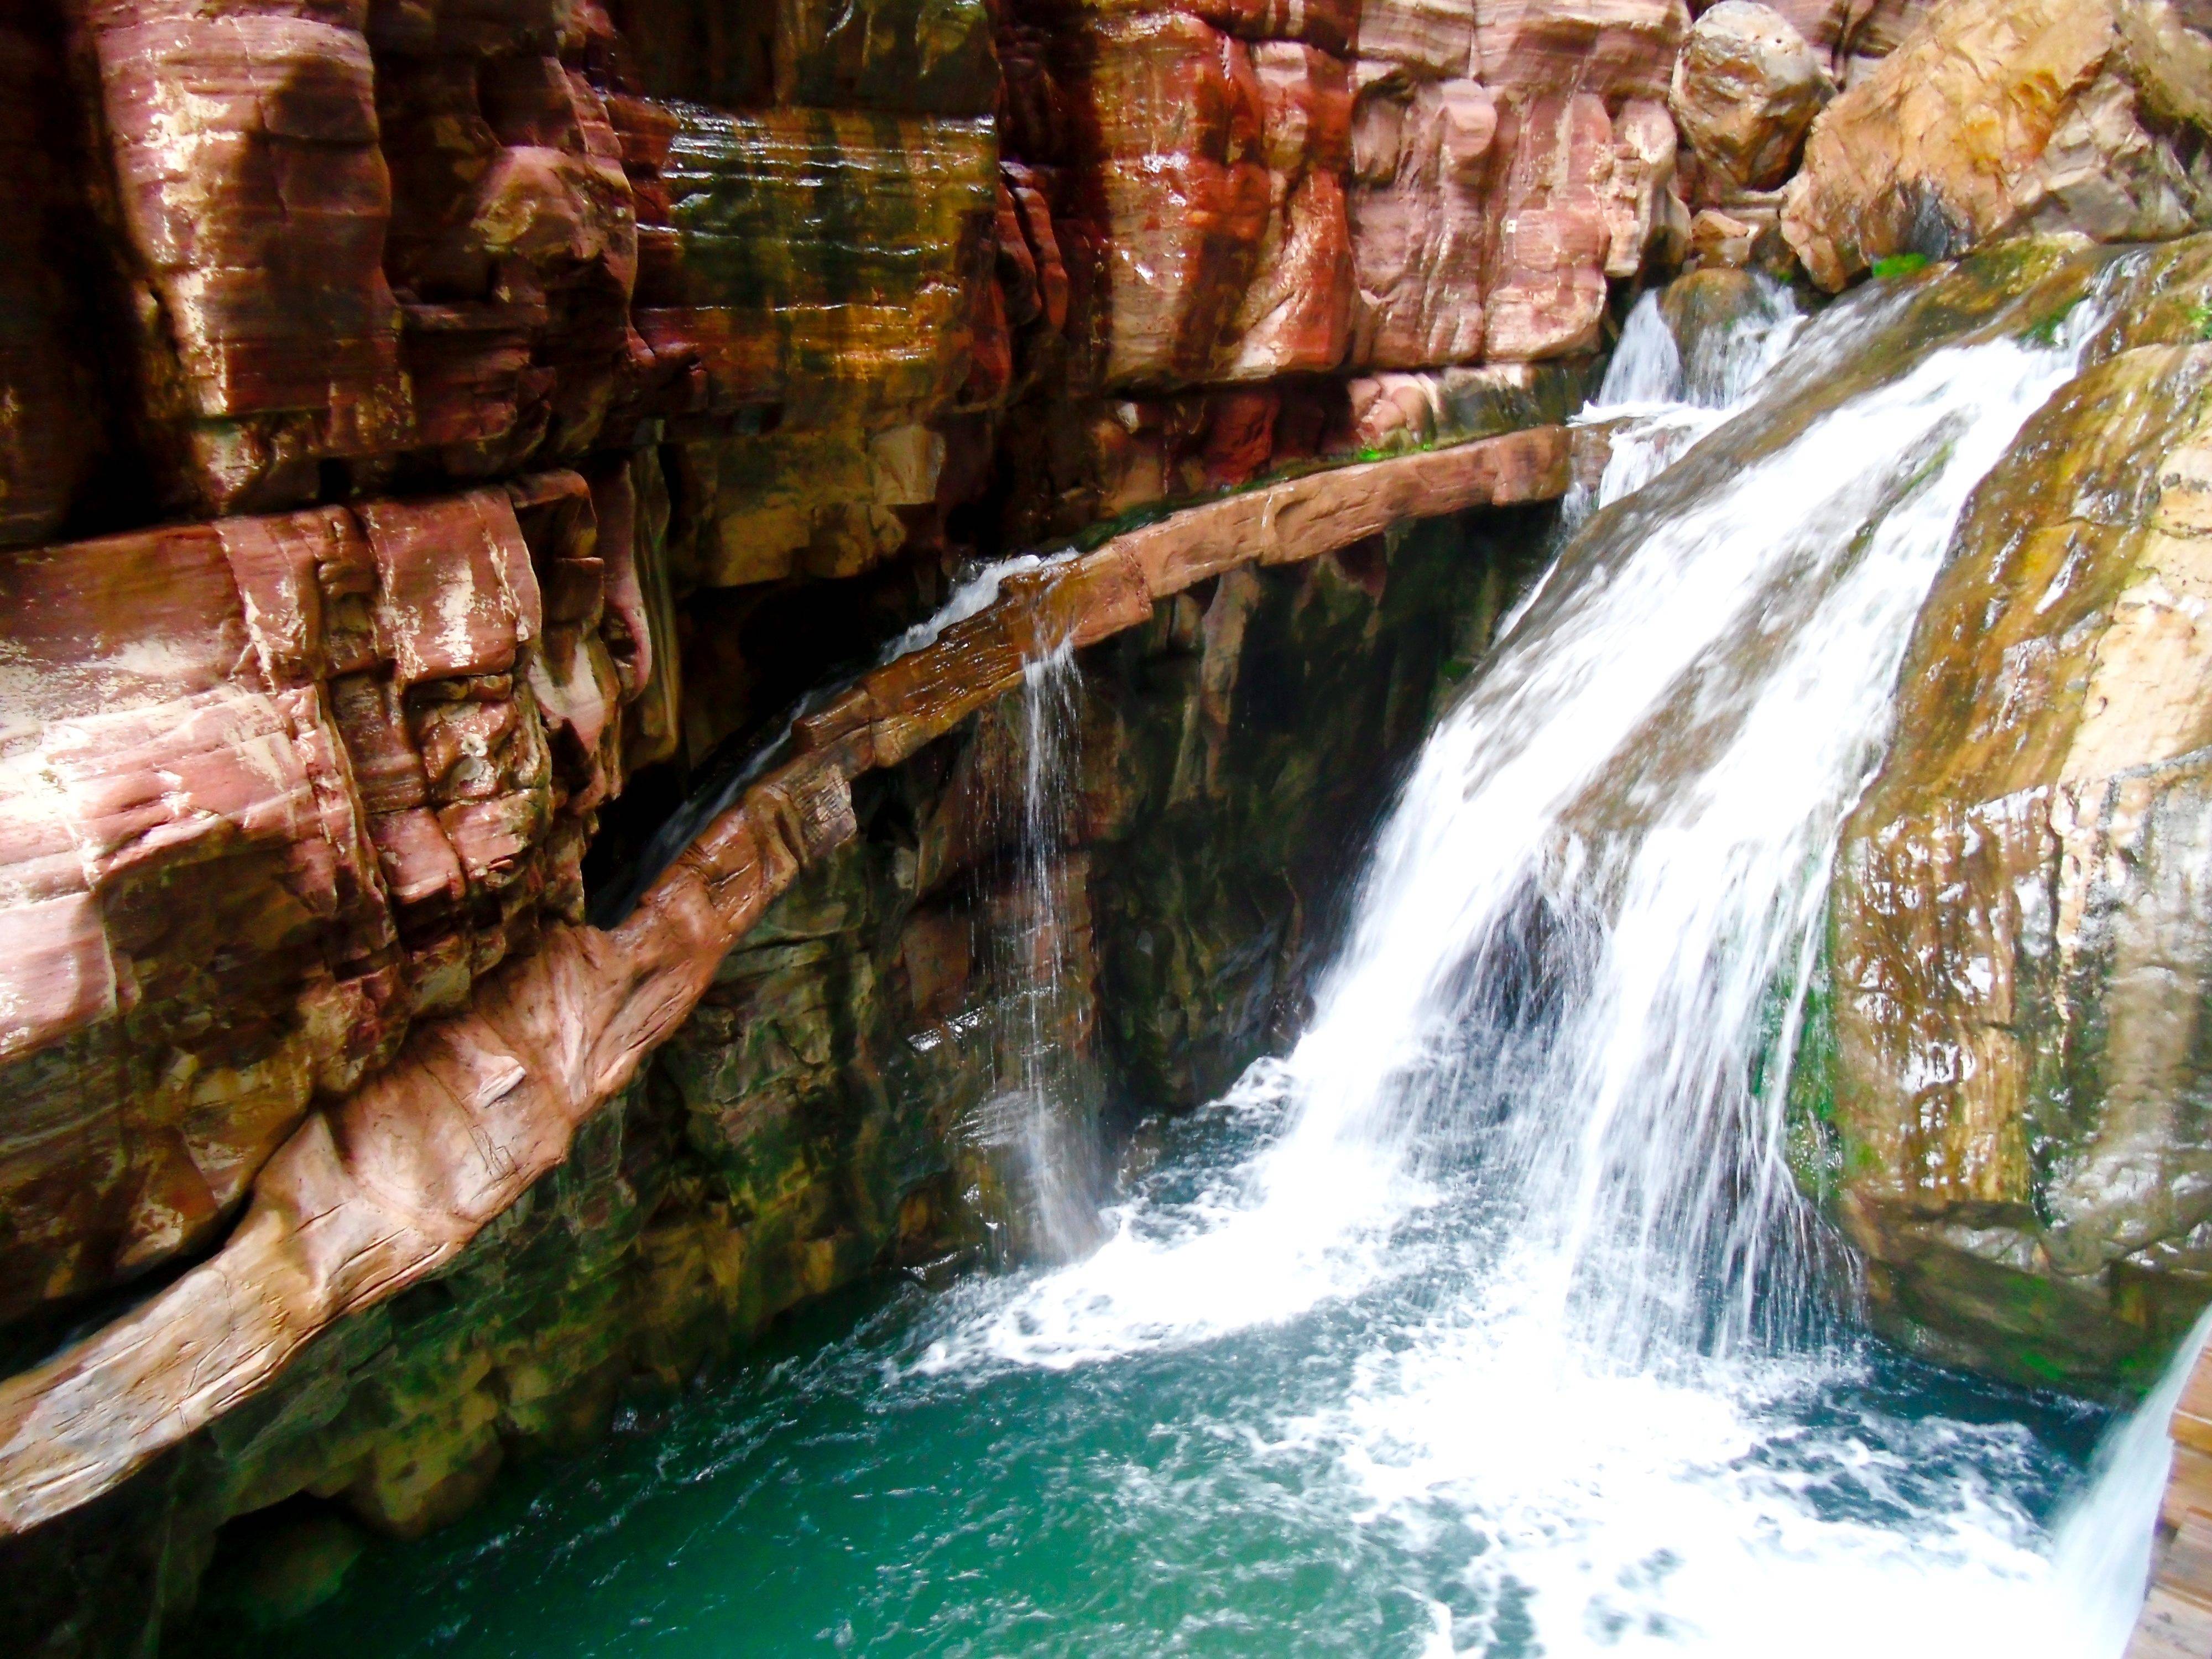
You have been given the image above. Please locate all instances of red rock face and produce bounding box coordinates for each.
[0,0,1909,1578]
[0,469,674,1329]
[77,0,413,513]
[0,6,104,549]
[0,0,1764,1409]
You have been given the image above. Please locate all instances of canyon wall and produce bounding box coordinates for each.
[3,0,2212,1646]
[0,475,1557,1651]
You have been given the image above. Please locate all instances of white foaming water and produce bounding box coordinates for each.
[881,550,1075,663]
[915,267,2185,1654]
[1563,278,1808,516]
[2049,1303,2212,1651]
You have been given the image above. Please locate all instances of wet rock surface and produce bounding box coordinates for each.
[0,482,1554,1657]
[1669,1,1831,193]
[1798,237,2212,1397]
[5,0,2212,1646]
[1781,0,2212,289]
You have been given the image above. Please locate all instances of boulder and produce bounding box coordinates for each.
[1781,0,2212,291]
[1670,0,1833,192]
[1803,238,2212,1394]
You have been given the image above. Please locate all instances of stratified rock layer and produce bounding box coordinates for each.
[0,465,676,1336]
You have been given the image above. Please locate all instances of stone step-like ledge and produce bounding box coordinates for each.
[0,424,1568,1539]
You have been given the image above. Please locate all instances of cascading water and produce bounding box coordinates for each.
[252,257,2195,1659]
[963,639,1108,1263]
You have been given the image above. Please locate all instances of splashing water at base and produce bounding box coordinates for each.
[916,257,2167,1655]
[237,257,2192,1659]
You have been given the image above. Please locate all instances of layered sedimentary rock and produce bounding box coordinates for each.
[1799,237,2212,1394]
[0,465,677,1338]
[0,434,1566,1650]
[1781,0,2212,289]
[4,0,1668,1403]
[75,0,411,513]
[1347,0,1689,365]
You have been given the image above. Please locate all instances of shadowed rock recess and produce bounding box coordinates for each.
[4,0,2212,1648]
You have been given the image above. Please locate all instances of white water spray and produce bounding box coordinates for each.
[915,264,2187,1654]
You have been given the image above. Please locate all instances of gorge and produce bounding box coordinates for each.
[3,0,2212,1653]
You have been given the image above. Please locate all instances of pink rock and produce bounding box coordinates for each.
[1355,0,1476,76]
[1224,43,1358,377]
[79,0,411,513]
[359,490,541,686]
[1474,0,1693,101]
[1483,94,1616,362]
[1603,98,1686,276]
[0,472,669,1324]
[1350,75,1496,368]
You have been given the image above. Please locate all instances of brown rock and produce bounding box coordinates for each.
[646,106,996,424]
[0,426,1571,1538]
[1689,205,1759,264]
[774,0,1000,115]
[1781,0,2212,290]
[0,8,100,547]
[76,0,412,514]
[1812,267,2212,1391]
[1670,0,1833,192]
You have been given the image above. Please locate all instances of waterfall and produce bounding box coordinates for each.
[1558,277,1807,527]
[907,263,2161,1652]
[964,638,1109,1262]
[278,258,2204,1659]
[2051,1305,2212,1652]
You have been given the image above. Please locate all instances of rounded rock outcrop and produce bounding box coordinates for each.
[1668,0,1833,192]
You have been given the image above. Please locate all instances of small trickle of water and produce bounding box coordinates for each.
[881,552,1076,664]
[963,639,1108,1264]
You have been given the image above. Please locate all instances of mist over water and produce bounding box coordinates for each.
[247,265,2200,1658]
